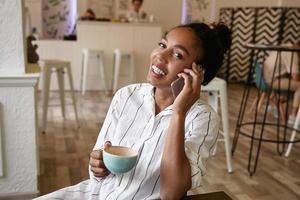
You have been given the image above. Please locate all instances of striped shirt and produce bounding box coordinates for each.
[35,83,219,200]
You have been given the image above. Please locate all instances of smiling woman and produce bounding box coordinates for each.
[34,22,231,200]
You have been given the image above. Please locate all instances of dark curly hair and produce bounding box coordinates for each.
[174,22,231,85]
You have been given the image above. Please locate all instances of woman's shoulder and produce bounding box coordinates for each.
[188,99,219,119]
[114,83,153,97]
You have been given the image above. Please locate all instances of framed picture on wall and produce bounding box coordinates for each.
[183,0,214,23]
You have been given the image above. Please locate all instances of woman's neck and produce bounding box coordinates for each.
[154,87,174,114]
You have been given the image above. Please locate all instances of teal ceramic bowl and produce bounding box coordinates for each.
[103,146,138,174]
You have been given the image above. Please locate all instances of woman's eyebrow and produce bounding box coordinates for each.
[173,44,190,56]
[162,36,191,56]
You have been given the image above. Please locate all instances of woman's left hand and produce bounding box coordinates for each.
[173,62,204,115]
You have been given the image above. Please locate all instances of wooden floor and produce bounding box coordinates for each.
[36,83,300,200]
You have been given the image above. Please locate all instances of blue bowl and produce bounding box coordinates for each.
[103,146,138,174]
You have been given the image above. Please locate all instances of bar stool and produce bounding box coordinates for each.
[81,49,107,95]
[40,60,79,133]
[201,77,233,173]
[112,49,136,93]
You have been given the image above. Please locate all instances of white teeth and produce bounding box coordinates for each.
[151,65,166,76]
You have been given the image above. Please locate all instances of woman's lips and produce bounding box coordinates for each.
[150,69,164,78]
[150,64,166,79]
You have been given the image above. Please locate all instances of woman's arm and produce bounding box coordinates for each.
[160,63,203,199]
[160,113,192,199]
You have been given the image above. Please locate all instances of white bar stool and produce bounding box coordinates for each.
[40,59,79,133]
[201,77,233,173]
[81,49,107,95]
[285,106,300,157]
[112,49,136,93]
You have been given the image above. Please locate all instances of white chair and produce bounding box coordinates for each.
[40,60,79,133]
[201,77,233,173]
[81,49,107,95]
[112,49,136,93]
[285,106,300,157]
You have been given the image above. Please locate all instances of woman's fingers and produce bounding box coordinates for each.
[90,157,106,168]
[104,141,112,149]
[192,62,205,83]
[89,143,113,177]
[90,150,102,160]
[91,166,110,177]
[178,73,191,88]
[183,65,202,91]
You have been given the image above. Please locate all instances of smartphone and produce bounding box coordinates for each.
[171,76,185,99]
[171,63,204,99]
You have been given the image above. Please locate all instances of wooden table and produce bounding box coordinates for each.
[183,191,233,200]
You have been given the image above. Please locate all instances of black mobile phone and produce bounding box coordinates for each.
[171,62,204,99]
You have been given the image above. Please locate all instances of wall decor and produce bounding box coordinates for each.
[182,0,211,23]
[42,0,76,39]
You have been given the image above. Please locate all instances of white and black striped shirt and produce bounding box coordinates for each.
[35,83,219,200]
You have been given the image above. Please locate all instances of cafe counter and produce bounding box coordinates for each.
[36,21,162,91]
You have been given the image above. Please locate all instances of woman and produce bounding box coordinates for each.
[263,41,300,123]
[126,0,147,22]
[35,22,231,200]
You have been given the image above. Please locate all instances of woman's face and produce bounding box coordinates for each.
[132,1,142,12]
[147,27,203,89]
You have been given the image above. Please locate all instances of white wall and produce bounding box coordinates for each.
[77,0,87,19]
[0,0,39,196]
[143,0,182,32]
[0,0,26,73]
[24,0,42,37]
[279,0,300,6]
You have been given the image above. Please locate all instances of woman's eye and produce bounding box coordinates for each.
[158,42,166,48]
[174,52,183,59]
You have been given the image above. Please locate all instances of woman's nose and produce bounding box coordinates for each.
[156,50,168,64]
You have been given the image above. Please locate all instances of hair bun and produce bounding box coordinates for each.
[212,22,232,52]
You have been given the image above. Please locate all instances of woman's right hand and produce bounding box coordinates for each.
[89,141,112,177]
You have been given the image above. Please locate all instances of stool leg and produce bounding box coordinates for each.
[129,54,136,83]
[42,66,52,133]
[98,54,108,93]
[66,65,80,128]
[113,52,121,94]
[81,51,88,95]
[57,68,65,118]
[80,51,85,94]
[219,84,233,173]
[285,106,300,157]
[208,92,219,156]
